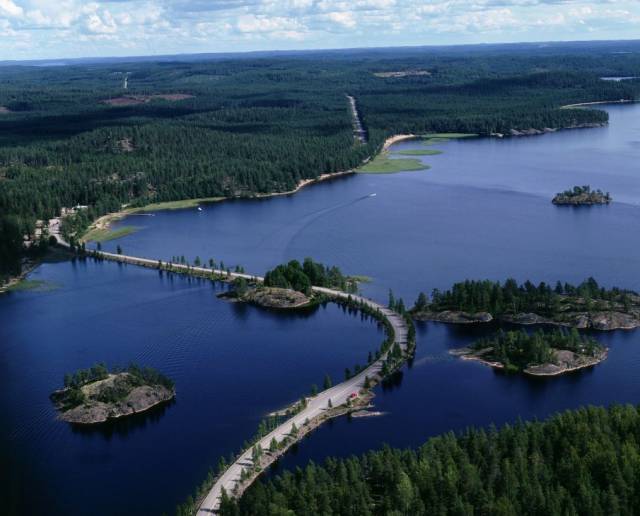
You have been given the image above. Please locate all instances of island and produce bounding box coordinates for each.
[552,185,611,205]
[412,277,640,330]
[222,258,358,309]
[50,363,175,424]
[451,328,607,376]
[224,281,313,309]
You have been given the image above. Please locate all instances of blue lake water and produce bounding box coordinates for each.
[2,103,640,514]
[101,103,640,303]
[0,261,381,515]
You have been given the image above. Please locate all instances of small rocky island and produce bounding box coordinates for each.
[223,281,313,309]
[452,328,607,376]
[222,258,358,309]
[412,278,640,330]
[51,363,175,424]
[552,185,611,205]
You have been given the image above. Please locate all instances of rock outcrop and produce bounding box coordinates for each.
[51,373,175,424]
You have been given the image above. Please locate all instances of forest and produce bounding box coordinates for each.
[471,328,603,372]
[2,41,640,281]
[414,277,636,316]
[221,404,640,515]
[263,258,353,294]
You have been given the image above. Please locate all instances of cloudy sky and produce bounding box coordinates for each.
[0,0,639,60]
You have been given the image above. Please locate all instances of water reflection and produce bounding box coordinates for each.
[69,399,176,441]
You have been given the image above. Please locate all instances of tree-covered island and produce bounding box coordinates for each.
[452,328,607,375]
[50,363,175,424]
[412,277,640,330]
[552,185,611,205]
[223,258,358,309]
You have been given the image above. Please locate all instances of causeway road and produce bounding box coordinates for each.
[87,250,408,514]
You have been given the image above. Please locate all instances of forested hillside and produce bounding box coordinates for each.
[222,404,640,515]
[2,41,640,281]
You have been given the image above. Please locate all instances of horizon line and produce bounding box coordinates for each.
[2,37,639,66]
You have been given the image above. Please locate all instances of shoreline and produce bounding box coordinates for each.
[59,391,175,425]
[414,309,640,331]
[213,392,376,509]
[83,169,357,239]
[561,99,637,109]
[0,260,40,294]
[382,133,417,151]
[450,348,608,377]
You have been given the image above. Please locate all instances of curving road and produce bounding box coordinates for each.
[86,250,408,514]
[197,289,407,514]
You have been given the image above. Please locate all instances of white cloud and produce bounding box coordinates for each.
[0,0,639,59]
[0,0,23,17]
[324,10,356,28]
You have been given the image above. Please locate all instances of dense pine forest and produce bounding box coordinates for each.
[263,258,353,294]
[221,404,640,515]
[471,328,603,372]
[2,41,640,281]
[414,277,636,316]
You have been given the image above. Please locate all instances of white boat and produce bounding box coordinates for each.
[369,193,377,197]
[197,207,203,211]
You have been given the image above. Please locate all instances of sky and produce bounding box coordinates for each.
[0,0,639,61]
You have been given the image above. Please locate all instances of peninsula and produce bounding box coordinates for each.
[50,363,175,424]
[552,185,611,205]
[412,278,640,330]
[451,328,607,376]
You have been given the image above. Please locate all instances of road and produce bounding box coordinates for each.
[347,94,367,144]
[85,250,408,514]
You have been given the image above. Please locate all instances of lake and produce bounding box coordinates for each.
[101,103,640,303]
[0,261,382,515]
[3,103,640,514]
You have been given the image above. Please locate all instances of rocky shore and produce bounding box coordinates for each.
[415,306,640,331]
[451,346,608,376]
[221,286,313,309]
[491,122,606,138]
[413,310,493,324]
[51,372,175,424]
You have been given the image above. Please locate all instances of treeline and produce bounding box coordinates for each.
[263,258,354,294]
[63,362,109,389]
[414,277,635,316]
[2,47,640,279]
[125,363,175,391]
[223,404,640,515]
[555,185,611,201]
[473,328,603,372]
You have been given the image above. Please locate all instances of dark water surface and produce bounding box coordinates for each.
[0,261,381,515]
[102,104,640,302]
[3,104,640,514]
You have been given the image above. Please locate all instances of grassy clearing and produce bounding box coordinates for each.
[358,153,429,174]
[136,197,225,212]
[393,149,443,156]
[8,279,58,292]
[84,226,138,243]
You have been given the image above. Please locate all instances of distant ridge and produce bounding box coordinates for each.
[2,38,640,68]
